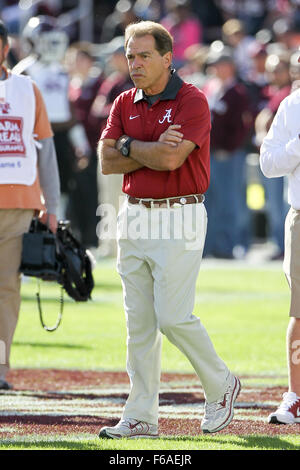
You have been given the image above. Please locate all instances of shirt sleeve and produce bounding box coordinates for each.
[173,89,211,149]
[38,136,60,214]
[100,95,124,141]
[260,100,300,178]
[32,82,53,140]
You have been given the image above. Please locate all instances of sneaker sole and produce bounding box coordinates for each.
[268,415,300,425]
[202,376,241,434]
[268,415,289,425]
[99,429,159,439]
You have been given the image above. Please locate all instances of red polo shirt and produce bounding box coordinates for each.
[100,72,211,198]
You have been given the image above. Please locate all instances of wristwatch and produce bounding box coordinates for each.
[118,136,134,157]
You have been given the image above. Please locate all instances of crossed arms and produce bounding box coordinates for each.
[98,125,196,174]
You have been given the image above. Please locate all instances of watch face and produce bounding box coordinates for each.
[122,146,129,156]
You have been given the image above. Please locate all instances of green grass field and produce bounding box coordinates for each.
[13,258,289,376]
[2,434,299,451]
[1,258,300,451]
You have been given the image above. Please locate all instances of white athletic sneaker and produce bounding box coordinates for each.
[268,392,300,424]
[201,374,241,433]
[99,418,159,439]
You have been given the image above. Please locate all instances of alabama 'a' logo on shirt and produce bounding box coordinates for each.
[159,108,172,124]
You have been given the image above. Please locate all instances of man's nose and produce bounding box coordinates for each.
[131,57,142,68]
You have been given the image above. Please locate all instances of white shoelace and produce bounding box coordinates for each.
[278,392,299,411]
[205,388,231,417]
[204,403,221,420]
[204,402,216,417]
[120,418,138,427]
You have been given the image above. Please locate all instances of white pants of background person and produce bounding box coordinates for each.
[116,198,230,425]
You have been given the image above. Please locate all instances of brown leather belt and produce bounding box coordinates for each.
[127,193,205,208]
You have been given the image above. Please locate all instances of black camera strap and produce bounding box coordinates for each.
[20,217,95,332]
[36,279,64,332]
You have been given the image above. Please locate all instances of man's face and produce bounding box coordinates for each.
[253,54,267,74]
[271,62,290,88]
[126,34,172,93]
[213,61,235,81]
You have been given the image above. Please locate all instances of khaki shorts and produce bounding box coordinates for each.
[283,207,300,318]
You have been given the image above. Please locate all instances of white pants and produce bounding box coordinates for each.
[117,199,230,425]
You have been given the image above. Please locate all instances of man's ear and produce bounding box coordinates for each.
[163,51,172,69]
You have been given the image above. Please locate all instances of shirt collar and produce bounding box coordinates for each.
[133,69,183,104]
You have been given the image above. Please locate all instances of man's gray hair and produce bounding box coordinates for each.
[125,21,173,56]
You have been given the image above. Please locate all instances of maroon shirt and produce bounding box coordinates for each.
[210,81,252,152]
[100,72,211,198]
[69,73,104,149]
[267,84,291,114]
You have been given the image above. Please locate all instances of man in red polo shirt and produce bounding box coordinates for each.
[98,21,240,439]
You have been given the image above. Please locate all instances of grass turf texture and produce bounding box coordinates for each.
[3,258,299,451]
[0,434,299,451]
[13,259,289,376]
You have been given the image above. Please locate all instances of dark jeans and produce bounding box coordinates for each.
[67,153,100,248]
[261,174,289,253]
[204,149,250,258]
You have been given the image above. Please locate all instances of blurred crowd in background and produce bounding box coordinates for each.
[2,0,300,260]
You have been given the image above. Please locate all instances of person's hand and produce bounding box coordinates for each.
[74,147,91,171]
[39,212,58,234]
[158,124,183,147]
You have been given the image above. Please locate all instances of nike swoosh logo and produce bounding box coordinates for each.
[129,421,142,430]
[219,394,227,408]
[129,115,140,120]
